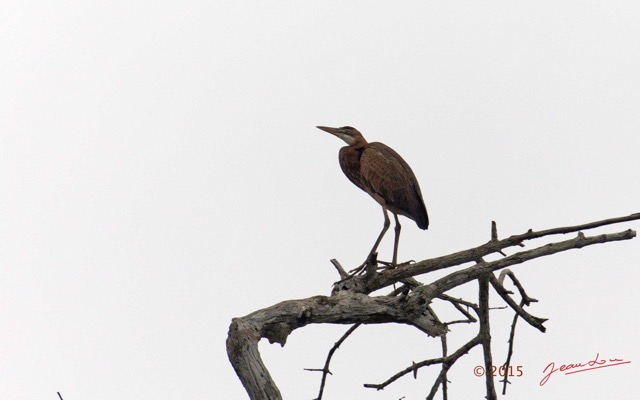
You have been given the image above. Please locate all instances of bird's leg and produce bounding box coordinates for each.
[377,214,403,269]
[349,208,391,275]
[392,213,401,267]
[369,207,391,257]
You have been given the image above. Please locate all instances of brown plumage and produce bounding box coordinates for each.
[317,125,428,267]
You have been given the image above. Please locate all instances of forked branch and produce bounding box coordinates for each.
[304,323,361,400]
[336,213,640,295]
[227,213,638,400]
[363,335,482,392]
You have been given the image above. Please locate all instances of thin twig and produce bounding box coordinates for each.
[498,269,538,305]
[437,294,479,311]
[364,335,482,391]
[305,323,361,400]
[491,221,508,256]
[501,299,523,395]
[427,335,483,400]
[437,294,478,325]
[489,275,547,332]
[491,221,498,241]
[440,335,448,400]
[495,269,540,395]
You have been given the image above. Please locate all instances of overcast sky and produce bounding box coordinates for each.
[1,1,639,399]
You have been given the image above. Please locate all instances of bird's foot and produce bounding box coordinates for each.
[345,253,416,277]
[377,259,415,270]
[348,264,367,276]
[348,252,382,276]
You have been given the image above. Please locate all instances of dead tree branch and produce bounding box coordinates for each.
[363,335,482,392]
[227,293,447,400]
[336,213,640,295]
[304,323,361,400]
[479,276,498,400]
[489,275,546,332]
[409,229,635,304]
[497,269,538,305]
[437,294,478,326]
[494,270,539,395]
[439,335,449,400]
[227,213,638,400]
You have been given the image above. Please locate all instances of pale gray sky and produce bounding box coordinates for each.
[1,1,639,399]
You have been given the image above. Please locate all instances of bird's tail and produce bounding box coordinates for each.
[411,187,429,229]
[414,204,429,230]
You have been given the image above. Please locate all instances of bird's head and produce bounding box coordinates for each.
[316,126,368,148]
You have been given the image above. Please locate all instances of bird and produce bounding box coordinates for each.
[317,125,428,271]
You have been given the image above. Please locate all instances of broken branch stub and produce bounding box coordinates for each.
[227,213,638,400]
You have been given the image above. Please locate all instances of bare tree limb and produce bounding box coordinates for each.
[304,277,424,398]
[479,276,498,400]
[494,270,540,395]
[330,258,349,280]
[338,213,640,294]
[491,221,508,256]
[437,294,478,326]
[227,318,283,400]
[227,294,447,400]
[228,213,638,400]
[305,323,361,400]
[497,269,538,306]
[364,335,482,392]
[501,299,523,395]
[440,335,449,400]
[410,230,635,304]
[489,275,546,332]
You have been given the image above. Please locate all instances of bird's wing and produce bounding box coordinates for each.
[338,146,368,193]
[360,142,428,227]
[360,143,413,203]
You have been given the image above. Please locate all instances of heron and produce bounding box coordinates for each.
[317,125,429,271]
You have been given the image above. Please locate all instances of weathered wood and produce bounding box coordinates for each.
[227,293,447,400]
[227,319,282,400]
[337,213,640,295]
[479,277,498,400]
[227,213,638,399]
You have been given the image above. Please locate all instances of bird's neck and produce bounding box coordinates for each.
[350,138,368,150]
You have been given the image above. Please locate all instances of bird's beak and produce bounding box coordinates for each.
[316,126,341,136]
